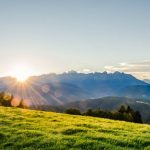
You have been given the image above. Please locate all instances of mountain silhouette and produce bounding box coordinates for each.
[0,71,149,105]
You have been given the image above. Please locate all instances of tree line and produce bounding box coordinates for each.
[65,105,143,124]
[0,91,143,124]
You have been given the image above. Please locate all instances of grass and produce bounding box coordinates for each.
[0,106,150,150]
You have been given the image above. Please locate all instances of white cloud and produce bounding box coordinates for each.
[104,60,150,79]
[82,68,93,74]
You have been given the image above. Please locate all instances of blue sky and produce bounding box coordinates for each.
[0,0,150,79]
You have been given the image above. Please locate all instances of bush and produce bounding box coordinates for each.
[65,108,81,115]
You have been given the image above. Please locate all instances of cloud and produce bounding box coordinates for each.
[82,68,91,73]
[104,60,150,79]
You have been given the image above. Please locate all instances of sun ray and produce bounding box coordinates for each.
[9,64,34,82]
[3,71,65,108]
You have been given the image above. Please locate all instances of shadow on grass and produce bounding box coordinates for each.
[62,128,87,135]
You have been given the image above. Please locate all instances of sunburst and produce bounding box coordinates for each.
[10,64,33,82]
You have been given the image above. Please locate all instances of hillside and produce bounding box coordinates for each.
[61,97,150,124]
[0,106,150,150]
[119,85,150,99]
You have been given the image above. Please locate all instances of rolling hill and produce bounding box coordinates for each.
[119,85,150,99]
[0,106,150,150]
[61,97,150,124]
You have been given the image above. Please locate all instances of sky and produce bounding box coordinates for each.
[0,0,150,79]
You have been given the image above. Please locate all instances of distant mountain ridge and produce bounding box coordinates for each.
[60,96,150,123]
[144,79,150,84]
[0,71,149,105]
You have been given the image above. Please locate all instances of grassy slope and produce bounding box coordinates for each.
[0,106,150,150]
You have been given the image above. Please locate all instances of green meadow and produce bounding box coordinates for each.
[0,106,150,150]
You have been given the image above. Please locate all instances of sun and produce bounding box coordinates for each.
[10,64,34,82]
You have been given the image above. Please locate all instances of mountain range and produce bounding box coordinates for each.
[0,71,149,106]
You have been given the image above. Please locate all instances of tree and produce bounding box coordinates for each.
[65,108,81,115]
[126,105,133,114]
[118,105,126,114]
[18,99,24,108]
[84,109,93,116]
[0,92,13,107]
[132,111,143,123]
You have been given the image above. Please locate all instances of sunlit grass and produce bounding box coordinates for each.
[0,106,150,150]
